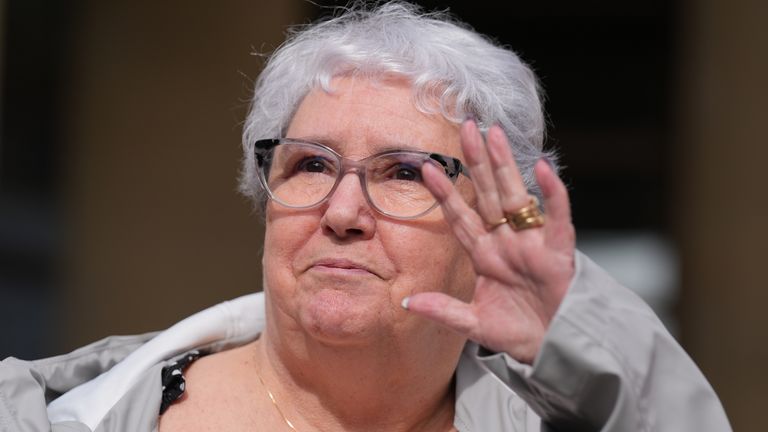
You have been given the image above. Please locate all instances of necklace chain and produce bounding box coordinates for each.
[255,368,299,431]
[254,366,456,432]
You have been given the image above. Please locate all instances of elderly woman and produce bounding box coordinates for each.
[1,2,730,431]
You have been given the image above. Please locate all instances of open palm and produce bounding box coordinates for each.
[406,120,576,364]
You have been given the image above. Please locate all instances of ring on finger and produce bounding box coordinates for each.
[506,197,545,231]
[486,217,509,230]
[486,197,545,232]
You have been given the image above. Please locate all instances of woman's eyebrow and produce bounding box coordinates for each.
[284,135,335,146]
[374,141,424,153]
[287,135,426,154]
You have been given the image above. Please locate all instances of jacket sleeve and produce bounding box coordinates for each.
[0,334,158,432]
[0,358,54,432]
[477,251,732,431]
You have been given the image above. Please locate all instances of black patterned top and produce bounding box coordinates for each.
[159,350,203,414]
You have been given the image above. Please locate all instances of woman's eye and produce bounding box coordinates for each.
[392,166,422,181]
[296,157,328,173]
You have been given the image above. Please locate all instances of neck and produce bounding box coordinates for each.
[254,322,464,431]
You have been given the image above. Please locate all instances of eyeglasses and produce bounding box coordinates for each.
[254,139,470,220]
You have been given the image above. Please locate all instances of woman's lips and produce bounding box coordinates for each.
[309,259,380,278]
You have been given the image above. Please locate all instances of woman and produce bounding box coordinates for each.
[1,2,730,431]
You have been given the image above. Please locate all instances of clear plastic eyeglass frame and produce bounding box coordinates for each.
[253,138,470,220]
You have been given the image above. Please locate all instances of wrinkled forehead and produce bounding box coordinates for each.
[285,75,463,159]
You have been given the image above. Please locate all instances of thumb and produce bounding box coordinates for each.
[402,292,478,336]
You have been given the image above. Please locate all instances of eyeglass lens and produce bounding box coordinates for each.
[260,142,443,218]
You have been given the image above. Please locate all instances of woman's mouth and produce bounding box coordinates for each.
[310,259,379,278]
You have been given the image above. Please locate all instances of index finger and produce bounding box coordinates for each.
[422,162,486,250]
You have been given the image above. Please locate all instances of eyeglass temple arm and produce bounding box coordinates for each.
[428,153,470,179]
[254,139,282,165]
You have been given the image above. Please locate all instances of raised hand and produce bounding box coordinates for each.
[404,120,576,364]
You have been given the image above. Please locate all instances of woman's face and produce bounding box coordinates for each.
[263,76,476,347]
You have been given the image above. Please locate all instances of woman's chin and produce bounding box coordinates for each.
[298,288,389,346]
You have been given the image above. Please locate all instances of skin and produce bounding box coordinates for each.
[411,123,576,364]
[159,76,575,431]
[263,77,478,349]
[257,76,475,431]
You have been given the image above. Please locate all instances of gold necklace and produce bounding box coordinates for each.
[255,368,299,431]
[255,367,456,432]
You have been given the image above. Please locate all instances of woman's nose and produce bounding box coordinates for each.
[320,173,376,239]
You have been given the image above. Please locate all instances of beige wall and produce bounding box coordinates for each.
[59,1,307,348]
[676,0,768,430]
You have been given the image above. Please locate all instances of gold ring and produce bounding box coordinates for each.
[487,217,509,230]
[506,197,545,231]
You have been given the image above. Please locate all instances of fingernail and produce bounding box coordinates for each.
[401,296,410,310]
[541,156,556,171]
[464,112,476,122]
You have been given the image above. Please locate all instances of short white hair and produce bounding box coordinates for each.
[240,1,555,211]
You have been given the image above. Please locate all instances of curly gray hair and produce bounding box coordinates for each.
[240,1,554,211]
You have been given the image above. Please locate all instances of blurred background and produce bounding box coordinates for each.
[1,0,765,429]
